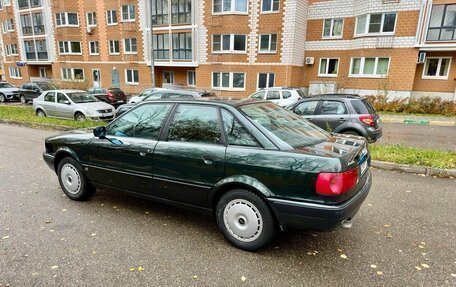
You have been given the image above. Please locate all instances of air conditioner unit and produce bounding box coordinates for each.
[86,26,94,34]
[417,51,426,64]
[305,57,315,65]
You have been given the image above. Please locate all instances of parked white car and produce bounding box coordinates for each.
[128,88,168,104]
[249,87,305,107]
[33,90,115,121]
[0,82,20,102]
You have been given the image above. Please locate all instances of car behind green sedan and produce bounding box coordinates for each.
[42,99,372,251]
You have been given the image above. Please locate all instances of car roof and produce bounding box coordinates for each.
[309,94,362,99]
[258,87,302,91]
[137,97,267,108]
[46,89,86,93]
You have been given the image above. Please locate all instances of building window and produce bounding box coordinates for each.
[187,70,196,86]
[62,68,84,81]
[9,67,22,79]
[427,5,456,41]
[350,57,390,77]
[21,13,44,35]
[258,73,275,89]
[212,72,246,90]
[172,32,192,59]
[86,12,97,27]
[213,0,248,14]
[125,69,139,84]
[18,0,42,9]
[319,58,339,77]
[24,39,48,60]
[5,44,18,56]
[261,0,279,12]
[212,34,246,53]
[3,19,14,32]
[171,0,191,24]
[355,13,396,36]
[423,57,451,79]
[89,41,99,55]
[58,41,82,55]
[39,67,47,78]
[153,34,169,59]
[124,38,137,54]
[106,10,118,25]
[152,0,168,25]
[121,5,135,22]
[259,34,277,53]
[323,18,343,38]
[55,12,78,27]
[163,71,174,84]
[109,40,120,55]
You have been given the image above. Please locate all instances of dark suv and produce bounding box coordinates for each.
[287,94,382,142]
[19,82,57,104]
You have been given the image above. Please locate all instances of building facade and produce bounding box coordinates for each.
[0,0,455,100]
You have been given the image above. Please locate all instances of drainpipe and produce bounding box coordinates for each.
[149,0,156,87]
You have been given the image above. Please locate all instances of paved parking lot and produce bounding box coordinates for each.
[1,124,456,286]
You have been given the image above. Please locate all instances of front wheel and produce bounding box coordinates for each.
[36,109,46,117]
[75,112,86,121]
[57,157,95,201]
[0,94,5,103]
[216,189,275,251]
[20,95,27,104]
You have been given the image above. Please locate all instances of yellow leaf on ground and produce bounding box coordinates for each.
[241,276,247,281]
[129,267,135,272]
[450,273,456,277]
[415,266,422,271]
[418,245,425,249]
[370,264,377,269]
[376,271,383,275]
[51,265,58,269]
[383,224,390,227]
[340,254,348,259]
[421,263,430,269]
[2,235,9,239]
[138,266,144,272]
[32,272,38,276]
[91,233,96,236]
[192,275,198,279]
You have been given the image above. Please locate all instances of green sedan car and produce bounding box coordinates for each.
[42,99,372,251]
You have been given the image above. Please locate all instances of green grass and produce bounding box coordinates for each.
[0,106,101,129]
[379,111,456,118]
[370,144,456,170]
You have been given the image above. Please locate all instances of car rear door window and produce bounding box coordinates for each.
[294,101,319,115]
[266,91,280,100]
[320,101,347,115]
[282,91,292,99]
[221,110,258,147]
[351,99,376,114]
[44,92,55,102]
[167,104,221,145]
[107,104,173,139]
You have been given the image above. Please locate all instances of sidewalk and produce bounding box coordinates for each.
[380,113,456,127]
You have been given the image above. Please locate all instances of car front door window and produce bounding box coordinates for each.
[295,101,319,116]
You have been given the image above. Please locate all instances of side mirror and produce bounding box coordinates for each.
[93,126,106,138]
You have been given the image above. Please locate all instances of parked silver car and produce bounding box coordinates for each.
[0,82,20,102]
[33,90,115,121]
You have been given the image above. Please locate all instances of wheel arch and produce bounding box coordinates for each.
[339,127,366,138]
[53,147,81,172]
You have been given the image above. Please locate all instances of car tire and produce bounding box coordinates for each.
[0,94,5,103]
[57,157,95,201]
[344,130,361,136]
[216,189,275,251]
[75,112,86,121]
[20,95,27,104]
[36,109,46,117]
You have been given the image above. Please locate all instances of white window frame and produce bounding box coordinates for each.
[354,13,397,37]
[89,41,99,55]
[125,69,139,85]
[5,19,14,32]
[9,66,22,79]
[5,44,18,56]
[212,34,247,53]
[422,57,452,80]
[39,67,47,78]
[261,0,280,13]
[257,73,275,90]
[163,71,174,84]
[123,38,137,54]
[187,70,196,86]
[322,18,344,39]
[121,5,135,22]
[55,12,79,27]
[212,72,246,91]
[86,12,97,27]
[109,40,120,55]
[258,34,277,53]
[106,10,118,25]
[349,57,391,78]
[212,0,248,15]
[61,68,85,81]
[318,58,340,77]
[58,41,82,55]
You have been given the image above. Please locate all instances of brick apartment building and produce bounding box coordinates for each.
[0,0,455,101]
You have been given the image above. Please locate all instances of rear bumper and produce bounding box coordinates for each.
[43,152,55,171]
[367,127,382,143]
[268,171,372,231]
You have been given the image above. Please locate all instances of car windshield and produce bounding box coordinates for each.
[0,83,14,88]
[36,82,57,91]
[67,93,99,103]
[240,102,330,148]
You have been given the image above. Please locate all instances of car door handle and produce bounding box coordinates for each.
[339,118,347,122]
[202,155,214,165]
[305,117,313,121]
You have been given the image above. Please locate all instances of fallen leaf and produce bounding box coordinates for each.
[376,271,383,275]
[383,224,390,227]
[421,263,430,269]
[32,272,38,276]
[138,266,144,272]
[370,264,377,269]
[387,234,393,238]
[62,209,67,212]
[192,275,198,279]
[51,265,58,270]
[451,273,456,277]
[340,254,347,259]
[91,233,96,236]
[398,250,403,253]
[129,267,135,272]
[420,242,426,245]
[50,229,55,232]
[415,266,422,271]
[367,204,372,206]
[337,248,343,252]
[418,245,425,249]
[45,220,51,224]
[2,235,9,239]
[92,251,97,254]
[406,190,411,193]
[241,276,246,282]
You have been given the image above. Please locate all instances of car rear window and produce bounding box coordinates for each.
[351,99,376,114]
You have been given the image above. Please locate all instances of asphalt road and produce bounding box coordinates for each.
[378,123,456,151]
[1,124,456,286]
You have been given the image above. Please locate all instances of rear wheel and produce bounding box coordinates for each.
[75,112,86,121]
[344,130,361,136]
[0,94,5,103]
[20,95,27,104]
[216,189,275,251]
[57,157,95,201]
[36,109,46,117]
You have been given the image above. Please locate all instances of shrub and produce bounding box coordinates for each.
[366,95,456,116]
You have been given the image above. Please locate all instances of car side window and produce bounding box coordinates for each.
[22,83,31,90]
[107,104,173,139]
[144,93,163,101]
[294,101,318,116]
[250,91,265,100]
[282,91,292,99]
[168,93,191,99]
[266,91,280,100]
[57,93,68,104]
[167,104,221,145]
[44,92,55,102]
[221,110,258,147]
[320,101,347,115]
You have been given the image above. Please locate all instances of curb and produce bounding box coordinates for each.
[371,160,456,178]
[381,118,456,127]
[0,119,76,131]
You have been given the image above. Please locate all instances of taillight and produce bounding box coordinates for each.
[107,91,114,99]
[359,115,375,127]
[316,168,358,196]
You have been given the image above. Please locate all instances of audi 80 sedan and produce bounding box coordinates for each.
[42,99,372,251]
